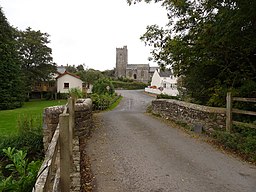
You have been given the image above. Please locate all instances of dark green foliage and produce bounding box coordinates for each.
[0,147,41,192]
[90,93,121,111]
[0,8,26,110]
[57,92,69,99]
[128,0,256,106]
[0,115,44,160]
[68,88,83,99]
[157,94,180,100]
[77,68,104,86]
[16,27,56,94]
[0,115,44,191]
[111,81,148,90]
[212,125,256,162]
[92,78,115,95]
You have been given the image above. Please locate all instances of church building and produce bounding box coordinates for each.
[115,46,158,83]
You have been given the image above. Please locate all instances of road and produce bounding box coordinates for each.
[86,90,256,192]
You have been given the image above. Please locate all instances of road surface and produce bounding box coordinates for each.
[86,90,256,192]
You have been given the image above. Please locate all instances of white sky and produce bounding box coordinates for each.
[0,0,167,71]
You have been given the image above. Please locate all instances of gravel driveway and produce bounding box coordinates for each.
[86,90,256,192]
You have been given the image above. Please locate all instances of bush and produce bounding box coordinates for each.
[0,147,41,192]
[0,115,44,161]
[111,81,148,90]
[57,92,69,99]
[156,94,180,100]
[68,87,83,99]
[90,93,120,111]
[92,78,114,95]
[212,125,256,162]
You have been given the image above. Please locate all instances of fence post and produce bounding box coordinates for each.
[68,97,75,162]
[226,92,232,132]
[59,113,70,192]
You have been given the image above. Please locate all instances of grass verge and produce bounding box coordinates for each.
[0,99,66,136]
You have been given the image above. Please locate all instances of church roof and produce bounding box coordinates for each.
[127,64,149,69]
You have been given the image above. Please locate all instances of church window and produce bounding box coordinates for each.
[141,70,144,77]
[133,74,137,79]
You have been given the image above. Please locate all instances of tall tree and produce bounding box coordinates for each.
[0,8,25,109]
[16,27,56,93]
[128,0,256,106]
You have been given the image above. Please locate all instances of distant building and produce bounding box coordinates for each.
[145,69,178,96]
[115,46,158,83]
[56,71,84,93]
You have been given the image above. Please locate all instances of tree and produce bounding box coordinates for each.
[128,0,256,106]
[76,68,103,86]
[16,27,56,94]
[0,8,25,109]
[92,78,115,95]
[65,64,77,73]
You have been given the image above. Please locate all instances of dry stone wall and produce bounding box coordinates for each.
[43,98,92,151]
[152,99,226,132]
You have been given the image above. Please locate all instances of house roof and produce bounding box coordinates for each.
[57,66,66,74]
[158,70,173,77]
[56,71,81,79]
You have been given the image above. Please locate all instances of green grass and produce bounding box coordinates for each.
[108,96,123,111]
[0,100,66,136]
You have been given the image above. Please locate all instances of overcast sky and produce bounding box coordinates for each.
[0,0,167,71]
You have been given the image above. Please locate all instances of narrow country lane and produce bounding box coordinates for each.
[86,90,256,192]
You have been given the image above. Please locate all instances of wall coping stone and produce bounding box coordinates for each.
[155,99,226,114]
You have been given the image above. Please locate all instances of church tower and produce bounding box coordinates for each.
[116,46,128,78]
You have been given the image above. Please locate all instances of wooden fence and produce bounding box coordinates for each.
[33,97,75,192]
[226,92,256,132]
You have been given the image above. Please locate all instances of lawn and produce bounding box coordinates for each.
[0,99,67,136]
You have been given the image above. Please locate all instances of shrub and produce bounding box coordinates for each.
[111,81,148,90]
[90,93,120,111]
[156,94,180,100]
[0,115,44,161]
[0,147,41,192]
[92,78,114,95]
[68,87,83,99]
[212,125,256,162]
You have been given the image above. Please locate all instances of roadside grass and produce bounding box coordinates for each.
[0,99,66,136]
[107,96,123,111]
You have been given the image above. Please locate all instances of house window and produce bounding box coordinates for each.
[64,83,69,89]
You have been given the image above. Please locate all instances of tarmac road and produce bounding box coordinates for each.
[86,90,256,192]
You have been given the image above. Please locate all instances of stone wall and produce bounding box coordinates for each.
[43,98,93,151]
[152,99,226,132]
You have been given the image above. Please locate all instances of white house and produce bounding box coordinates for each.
[145,69,178,96]
[56,71,84,93]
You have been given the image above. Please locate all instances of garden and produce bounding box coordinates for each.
[0,99,66,191]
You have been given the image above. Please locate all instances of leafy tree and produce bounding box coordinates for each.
[92,78,115,95]
[127,0,256,106]
[77,68,103,86]
[0,8,25,109]
[102,69,115,78]
[76,64,86,72]
[65,64,77,73]
[16,27,56,94]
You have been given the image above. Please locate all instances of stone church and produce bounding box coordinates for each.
[115,46,158,83]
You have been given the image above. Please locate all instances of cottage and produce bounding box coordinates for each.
[145,69,178,96]
[56,71,84,93]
